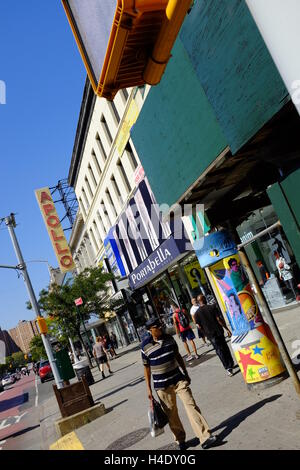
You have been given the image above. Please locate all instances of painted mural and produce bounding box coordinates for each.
[196,231,285,385]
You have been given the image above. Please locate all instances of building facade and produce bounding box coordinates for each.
[130,0,300,314]
[68,80,153,346]
[8,320,39,354]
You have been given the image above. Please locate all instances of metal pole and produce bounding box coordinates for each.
[5,216,64,389]
[239,249,300,396]
[237,221,281,249]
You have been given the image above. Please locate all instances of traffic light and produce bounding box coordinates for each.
[37,316,48,335]
[61,0,192,100]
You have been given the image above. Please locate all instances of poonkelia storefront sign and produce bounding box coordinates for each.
[35,187,75,273]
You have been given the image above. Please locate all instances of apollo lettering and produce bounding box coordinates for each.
[36,188,75,272]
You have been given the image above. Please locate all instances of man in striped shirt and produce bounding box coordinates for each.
[141,317,218,450]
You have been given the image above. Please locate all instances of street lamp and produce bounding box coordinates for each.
[61,0,193,99]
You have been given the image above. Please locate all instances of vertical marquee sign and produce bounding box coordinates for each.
[35,187,75,273]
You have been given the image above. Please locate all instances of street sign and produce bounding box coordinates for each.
[74,297,83,306]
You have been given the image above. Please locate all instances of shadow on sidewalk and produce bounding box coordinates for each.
[211,394,282,443]
[2,424,40,440]
[96,376,145,400]
[99,398,128,413]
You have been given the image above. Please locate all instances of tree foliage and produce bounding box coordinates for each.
[37,267,116,341]
[29,335,46,362]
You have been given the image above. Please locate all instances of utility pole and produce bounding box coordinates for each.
[5,214,64,389]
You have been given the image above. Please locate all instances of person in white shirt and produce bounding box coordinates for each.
[274,251,297,299]
[190,297,209,347]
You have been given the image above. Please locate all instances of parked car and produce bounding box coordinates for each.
[14,370,21,381]
[39,360,53,383]
[2,373,16,387]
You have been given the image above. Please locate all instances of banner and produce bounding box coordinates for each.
[35,187,75,273]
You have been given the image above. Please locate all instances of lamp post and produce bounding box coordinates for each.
[4,215,64,389]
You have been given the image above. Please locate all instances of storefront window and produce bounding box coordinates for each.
[236,205,300,310]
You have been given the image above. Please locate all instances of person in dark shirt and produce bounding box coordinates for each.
[141,317,218,450]
[193,295,235,377]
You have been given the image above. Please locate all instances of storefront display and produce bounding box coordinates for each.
[236,205,300,309]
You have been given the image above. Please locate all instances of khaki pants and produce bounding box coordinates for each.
[157,380,211,444]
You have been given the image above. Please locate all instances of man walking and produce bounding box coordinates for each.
[193,295,235,377]
[141,317,218,450]
[92,336,113,379]
[190,297,208,347]
[172,303,199,360]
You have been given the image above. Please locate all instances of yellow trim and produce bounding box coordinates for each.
[50,431,84,451]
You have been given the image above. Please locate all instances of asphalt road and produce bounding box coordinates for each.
[0,372,55,450]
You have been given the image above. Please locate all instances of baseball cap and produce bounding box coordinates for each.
[145,317,161,330]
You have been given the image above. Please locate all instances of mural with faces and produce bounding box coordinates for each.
[210,255,263,336]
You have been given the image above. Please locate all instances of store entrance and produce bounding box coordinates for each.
[236,205,300,310]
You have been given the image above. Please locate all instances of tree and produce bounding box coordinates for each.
[36,267,117,366]
[29,335,46,362]
[11,351,27,368]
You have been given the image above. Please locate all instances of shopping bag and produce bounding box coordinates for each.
[152,398,169,429]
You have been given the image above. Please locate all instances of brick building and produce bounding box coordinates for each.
[8,320,39,354]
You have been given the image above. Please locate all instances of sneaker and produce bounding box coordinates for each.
[227,369,233,377]
[201,435,217,450]
[193,354,200,359]
[186,355,193,361]
[101,372,106,379]
[177,442,187,451]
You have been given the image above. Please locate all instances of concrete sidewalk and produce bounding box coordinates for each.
[40,306,300,450]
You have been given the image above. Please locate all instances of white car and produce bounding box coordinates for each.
[2,374,15,387]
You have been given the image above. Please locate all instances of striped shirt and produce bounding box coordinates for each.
[141,334,183,390]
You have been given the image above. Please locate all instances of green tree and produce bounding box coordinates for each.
[36,267,117,366]
[11,351,27,368]
[29,335,46,362]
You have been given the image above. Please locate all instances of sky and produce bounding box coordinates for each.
[0,1,86,329]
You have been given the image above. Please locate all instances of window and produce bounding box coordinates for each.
[93,220,102,245]
[100,115,113,145]
[97,210,107,236]
[82,187,90,210]
[111,175,123,205]
[95,134,107,161]
[109,100,120,124]
[100,199,112,227]
[125,142,138,170]
[91,148,102,176]
[117,159,131,193]
[121,88,129,101]
[79,197,87,218]
[106,188,117,218]
[85,176,94,199]
[89,227,99,253]
[88,164,97,188]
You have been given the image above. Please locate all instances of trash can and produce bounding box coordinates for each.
[55,348,76,383]
[73,358,95,386]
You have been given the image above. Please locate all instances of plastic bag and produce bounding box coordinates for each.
[152,398,169,428]
[148,408,165,438]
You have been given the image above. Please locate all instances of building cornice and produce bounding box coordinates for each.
[68,76,97,188]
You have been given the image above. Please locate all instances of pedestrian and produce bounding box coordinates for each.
[110,332,118,350]
[172,303,199,360]
[92,336,113,379]
[256,259,269,286]
[142,317,218,450]
[274,250,297,299]
[104,334,117,359]
[193,295,235,377]
[190,297,208,347]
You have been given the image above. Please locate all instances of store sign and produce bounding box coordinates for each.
[195,230,237,268]
[35,187,75,273]
[129,237,184,289]
[134,165,145,185]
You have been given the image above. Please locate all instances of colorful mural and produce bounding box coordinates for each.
[197,231,285,385]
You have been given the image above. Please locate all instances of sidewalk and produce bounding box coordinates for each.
[40,305,300,450]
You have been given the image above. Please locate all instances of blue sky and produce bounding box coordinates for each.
[0,1,86,329]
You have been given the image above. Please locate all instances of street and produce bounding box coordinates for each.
[0,372,55,450]
[0,306,298,451]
